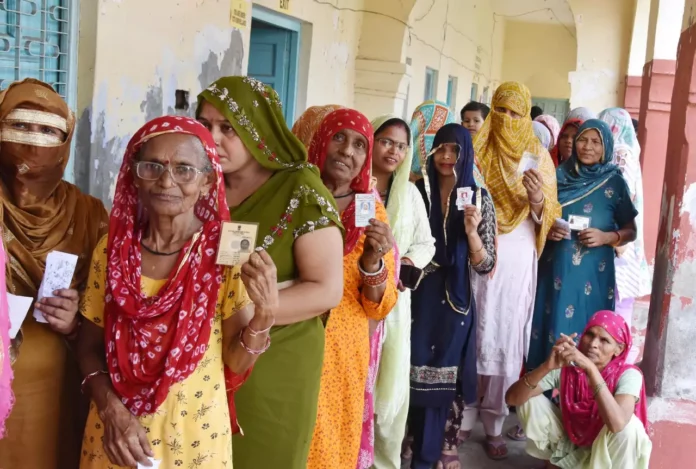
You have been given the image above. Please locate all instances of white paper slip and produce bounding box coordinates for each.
[456,187,473,210]
[554,218,572,240]
[138,457,161,469]
[355,193,376,227]
[33,251,78,324]
[7,293,33,339]
[568,215,591,231]
[517,151,540,175]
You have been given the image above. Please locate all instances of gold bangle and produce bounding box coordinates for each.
[469,244,485,255]
[610,231,622,247]
[523,373,537,390]
[593,380,607,397]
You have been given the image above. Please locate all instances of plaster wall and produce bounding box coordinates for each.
[501,21,576,100]
[568,0,634,111]
[405,0,505,118]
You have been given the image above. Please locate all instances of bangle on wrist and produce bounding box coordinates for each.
[522,373,538,390]
[247,319,275,336]
[593,380,607,397]
[240,327,271,355]
[81,370,108,395]
[358,259,388,287]
[610,231,622,247]
[530,195,545,206]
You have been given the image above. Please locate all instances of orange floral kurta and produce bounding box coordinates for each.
[308,202,398,468]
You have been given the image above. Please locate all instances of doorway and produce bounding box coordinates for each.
[531,98,570,123]
[248,13,300,123]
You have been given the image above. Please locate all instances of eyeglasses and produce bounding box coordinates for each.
[377,138,409,154]
[133,161,205,185]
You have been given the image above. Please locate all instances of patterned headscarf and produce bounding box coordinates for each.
[308,108,374,255]
[566,106,597,122]
[534,115,561,148]
[371,115,412,253]
[557,119,621,206]
[291,105,344,148]
[533,121,552,150]
[599,108,651,298]
[104,116,229,416]
[409,100,456,177]
[474,81,560,255]
[561,310,648,447]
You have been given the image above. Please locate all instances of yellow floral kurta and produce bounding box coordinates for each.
[307,202,398,468]
[79,237,250,469]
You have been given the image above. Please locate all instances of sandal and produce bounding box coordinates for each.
[436,451,460,469]
[456,430,471,447]
[506,424,526,441]
[483,439,508,460]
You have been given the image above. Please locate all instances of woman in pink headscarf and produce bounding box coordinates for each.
[506,311,652,468]
[534,115,561,151]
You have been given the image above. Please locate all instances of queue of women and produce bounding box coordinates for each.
[0,76,652,469]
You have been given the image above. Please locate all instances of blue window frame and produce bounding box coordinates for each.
[0,0,78,181]
[0,0,74,97]
[470,83,479,102]
[424,67,438,101]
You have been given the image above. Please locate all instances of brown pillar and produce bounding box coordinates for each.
[624,75,643,118]
[637,59,676,264]
[642,23,696,469]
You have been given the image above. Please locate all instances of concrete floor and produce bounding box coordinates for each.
[402,414,546,469]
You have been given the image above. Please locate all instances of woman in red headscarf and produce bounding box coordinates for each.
[305,108,398,469]
[506,311,651,468]
[77,116,279,469]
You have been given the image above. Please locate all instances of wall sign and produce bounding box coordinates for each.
[230,0,249,28]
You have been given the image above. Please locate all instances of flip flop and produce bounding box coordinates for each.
[483,439,508,460]
[436,452,460,469]
[506,424,526,441]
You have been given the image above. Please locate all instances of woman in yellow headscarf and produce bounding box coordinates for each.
[458,82,560,460]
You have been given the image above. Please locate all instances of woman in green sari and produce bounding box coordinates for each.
[197,77,345,468]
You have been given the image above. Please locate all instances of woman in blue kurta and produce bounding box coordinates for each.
[527,119,638,371]
[408,124,497,469]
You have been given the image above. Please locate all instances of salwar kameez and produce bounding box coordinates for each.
[408,124,497,468]
[519,390,651,468]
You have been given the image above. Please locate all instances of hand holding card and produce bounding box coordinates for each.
[518,151,540,176]
[355,194,376,227]
[456,188,473,211]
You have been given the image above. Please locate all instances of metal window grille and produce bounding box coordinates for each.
[0,0,72,98]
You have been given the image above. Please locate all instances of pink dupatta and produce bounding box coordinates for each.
[0,237,14,437]
[560,310,649,447]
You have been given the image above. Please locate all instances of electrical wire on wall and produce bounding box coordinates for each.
[312,0,576,92]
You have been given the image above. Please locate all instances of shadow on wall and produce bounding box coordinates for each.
[74,29,245,206]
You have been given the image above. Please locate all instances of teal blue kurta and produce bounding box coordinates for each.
[527,173,637,369]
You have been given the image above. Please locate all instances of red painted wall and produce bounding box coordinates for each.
[624,75,642,118]
[637,59,676,265]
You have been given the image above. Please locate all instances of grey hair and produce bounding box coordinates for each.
[136,134,212,172]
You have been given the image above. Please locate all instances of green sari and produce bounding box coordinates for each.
[198,77,343,469]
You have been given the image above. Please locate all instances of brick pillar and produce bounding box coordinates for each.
[637,59,676,265]
[624,75,643,119]
[641,23,696,469]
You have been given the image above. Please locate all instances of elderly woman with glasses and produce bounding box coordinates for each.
[77,117,278,469]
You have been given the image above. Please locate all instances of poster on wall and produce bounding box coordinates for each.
[279,0,291,12]
[230,0,249,28]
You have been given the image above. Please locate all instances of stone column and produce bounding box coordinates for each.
[639,0,684,265]
[642,6,696,468]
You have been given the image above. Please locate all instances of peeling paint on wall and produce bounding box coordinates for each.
[85,25,244,205]
[679,182,696,228]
